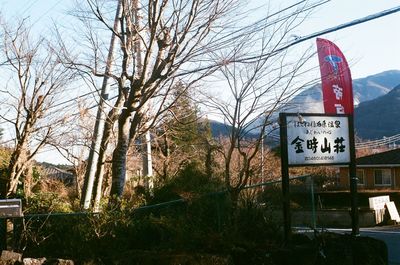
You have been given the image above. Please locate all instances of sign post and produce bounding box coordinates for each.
[280,113,356,241]
[279,113,291,243]
[348,115,359,235]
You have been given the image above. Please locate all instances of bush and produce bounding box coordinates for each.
[150,161,223,204]
[16,162,284,263]
[24,191,73,214]
[0,148,11,169]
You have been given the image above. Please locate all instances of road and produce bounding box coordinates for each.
[304,226,400,265]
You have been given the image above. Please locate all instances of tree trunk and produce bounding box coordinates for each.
[93,117,114,211]
[110,111,131,198]
[93,89,126,210]
[7,143,29,196]
[205,144,213,177]
[23,162,33,199]
[229,188,240,210]
[8,160,25,196]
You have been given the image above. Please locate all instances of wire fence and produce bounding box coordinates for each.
[0,173,357,258]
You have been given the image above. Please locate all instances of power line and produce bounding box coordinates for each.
[237,5,400,63]
[0,91,119,147]
[20,0,41,17]
[0,87,103,125]
[30,0,64,27]
[3,3,400,156]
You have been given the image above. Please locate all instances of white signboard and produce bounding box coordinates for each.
[386,201,400,223]
[285,115,350,165]
[369,195,390,210]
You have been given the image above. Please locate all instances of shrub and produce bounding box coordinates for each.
[24,191,73,214]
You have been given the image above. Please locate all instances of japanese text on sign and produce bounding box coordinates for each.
[286,115,350,165]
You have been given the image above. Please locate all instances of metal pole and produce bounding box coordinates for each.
[310,176,316,229]
[81,0,122,209]
[279,113,291,243]
[348,115,359,235]
[142,130,153,189]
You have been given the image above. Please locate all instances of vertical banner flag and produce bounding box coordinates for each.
[316,38,353,114]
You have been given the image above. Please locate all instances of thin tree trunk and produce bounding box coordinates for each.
[205,144,213,177]
[81,0,122,209]
[8,159,25,195]
[110,111,131,198]
[93,115,114,210]
[7,140,29,196]
[23,161,33,199]
[93,91,126,210]
[93,159,106,211]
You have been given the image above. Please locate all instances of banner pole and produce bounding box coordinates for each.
[348,115,359,235]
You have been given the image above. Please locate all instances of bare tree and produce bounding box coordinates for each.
[62,0,244,203]
[0,20,76,197]
[58,0,329,207]
[199,1,326,205]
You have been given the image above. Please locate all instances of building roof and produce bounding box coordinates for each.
[357,148,400,167]
[39,163,75,183]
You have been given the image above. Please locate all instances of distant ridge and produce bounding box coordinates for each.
[287,70,400,113]
[355,84,400,140]
[208,70,400,142]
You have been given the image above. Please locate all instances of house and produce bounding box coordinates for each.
[40,165,75,185]
[339,148,400,189]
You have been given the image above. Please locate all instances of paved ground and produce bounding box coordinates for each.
[296,226,400,265]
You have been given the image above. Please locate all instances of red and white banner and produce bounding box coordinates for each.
[316,38,353,114]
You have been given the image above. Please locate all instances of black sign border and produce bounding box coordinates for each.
[280,112,352,167]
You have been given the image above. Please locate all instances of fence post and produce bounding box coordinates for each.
[0,218,6,250]
[13,217,22,251]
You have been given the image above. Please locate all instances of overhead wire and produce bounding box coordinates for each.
[237,4,400,63]
[2,2,400,154]
[0,87,104,125]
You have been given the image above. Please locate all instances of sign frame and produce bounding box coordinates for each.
[279,112,358,242]
[282,113,351,167]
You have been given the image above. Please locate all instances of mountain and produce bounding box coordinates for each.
[210,120,231,137]
[208,70,400,142]
[355,84,400,140]
[209,120,260,139]
[288,70,400,113]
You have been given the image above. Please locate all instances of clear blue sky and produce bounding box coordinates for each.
[2,0,400,78]
[292,0,400,79]
[1,0,400,164]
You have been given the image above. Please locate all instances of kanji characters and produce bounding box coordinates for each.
[334,137,346,153]
[291,136,304,153]
[307,137,318,153]
[290,136,346,154]
[320,137,331,153]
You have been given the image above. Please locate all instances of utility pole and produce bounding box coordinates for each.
[132,0,154,190]
[81,0,122,209]
[142,130,154,189]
